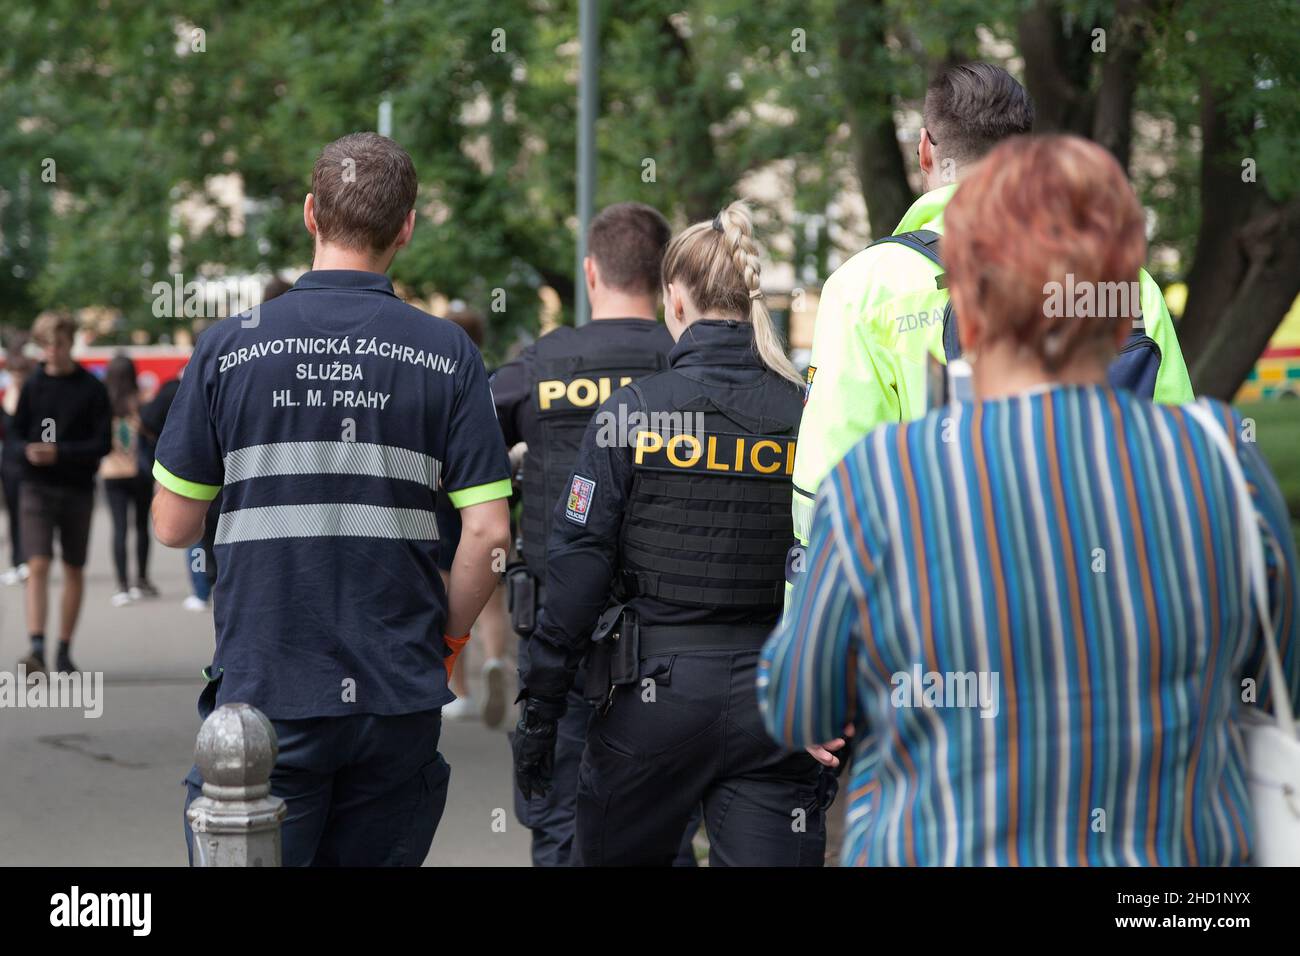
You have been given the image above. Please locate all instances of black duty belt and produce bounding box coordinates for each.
[637,624,773,658]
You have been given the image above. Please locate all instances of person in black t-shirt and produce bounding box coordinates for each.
[13,311,111,675]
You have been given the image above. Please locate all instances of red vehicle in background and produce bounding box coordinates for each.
[71,345,192,400]
[1,344,192,402]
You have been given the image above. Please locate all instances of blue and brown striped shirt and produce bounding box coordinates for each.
[759,386,1299,866]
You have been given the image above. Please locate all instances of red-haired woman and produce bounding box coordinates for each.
[762,134,1300,866]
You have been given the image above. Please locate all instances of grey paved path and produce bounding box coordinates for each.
[0,504,531,866]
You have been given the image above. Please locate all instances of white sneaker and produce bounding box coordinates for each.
[110,591,133,607]
[182,595,209,612]
[0,568,19,587]
[16,563,28,581]
[442,695,477,720]
[481,658,508,729]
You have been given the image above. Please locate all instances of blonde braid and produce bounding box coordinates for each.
[716,202,802,386]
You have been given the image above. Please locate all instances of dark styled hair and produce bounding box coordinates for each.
[587,202,672,296]
[104,352,140,418]
[310,132,418,253]
[446,303,485,348]
[923,63,1035,166]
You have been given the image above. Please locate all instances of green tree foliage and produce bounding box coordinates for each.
[0,0,1295,388]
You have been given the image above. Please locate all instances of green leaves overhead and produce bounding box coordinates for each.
[1,0,1294,374]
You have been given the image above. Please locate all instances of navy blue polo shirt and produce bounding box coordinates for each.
[153,270,511,719]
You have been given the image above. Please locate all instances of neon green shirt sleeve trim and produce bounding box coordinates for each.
[447,478,513,509]
[153,461,221,501]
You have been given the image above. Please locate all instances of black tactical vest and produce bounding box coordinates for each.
[619,361,802,614]
[519,326,669,579]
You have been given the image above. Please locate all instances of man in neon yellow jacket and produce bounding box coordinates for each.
[792,64,1194,544]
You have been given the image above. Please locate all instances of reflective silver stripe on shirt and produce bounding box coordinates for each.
[215,503,439,545]
[223,441,441,488]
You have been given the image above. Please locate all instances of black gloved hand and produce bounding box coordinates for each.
[513,692,567,800]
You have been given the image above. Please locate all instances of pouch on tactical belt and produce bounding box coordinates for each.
[582,603,638,710]
[506,563,537,637]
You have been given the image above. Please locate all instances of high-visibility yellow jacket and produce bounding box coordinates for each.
[791,183,1195,543]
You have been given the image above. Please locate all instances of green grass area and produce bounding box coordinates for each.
[1235,401,1300,553]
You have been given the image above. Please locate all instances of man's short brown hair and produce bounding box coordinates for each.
[32,310,77,345]
[923,63,1035,166]
[587,202,671,296]
[311,132,418,253]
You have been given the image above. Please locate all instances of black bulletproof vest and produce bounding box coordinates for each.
[620,366,802,613]
[520,326,669,579]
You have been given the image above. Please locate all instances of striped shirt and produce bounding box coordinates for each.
[759,386,1299,866]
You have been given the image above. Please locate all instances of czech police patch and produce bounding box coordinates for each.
[804,365,816,405]
[565,474,596,525]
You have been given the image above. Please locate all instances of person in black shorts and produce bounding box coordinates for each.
[13,311,111,675]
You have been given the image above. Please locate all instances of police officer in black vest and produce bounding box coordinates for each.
[492,203,678,866]
[513,201,828,866]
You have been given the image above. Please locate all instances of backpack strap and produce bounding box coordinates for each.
[867,229,960,362]
[868,229,945,281]
[626,379,647,415]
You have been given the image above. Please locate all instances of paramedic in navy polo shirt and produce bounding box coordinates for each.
[152,132,512,867]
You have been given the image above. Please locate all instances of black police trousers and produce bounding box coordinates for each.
[575,645,827,866]
[513,631,591,865]
[514,633,698,866]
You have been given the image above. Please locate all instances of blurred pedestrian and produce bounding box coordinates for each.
[101,353,157,605]
[137,369,209,610]
[13,311,111,675]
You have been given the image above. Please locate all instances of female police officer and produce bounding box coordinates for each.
[513,202,826,866]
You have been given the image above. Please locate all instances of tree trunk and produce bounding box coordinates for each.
[1091,0,1149,171]
[834,0,914,237]
[1017,0,1096,136]
[1178,81,1300,399]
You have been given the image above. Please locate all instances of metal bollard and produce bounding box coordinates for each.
[187,702,287,867]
